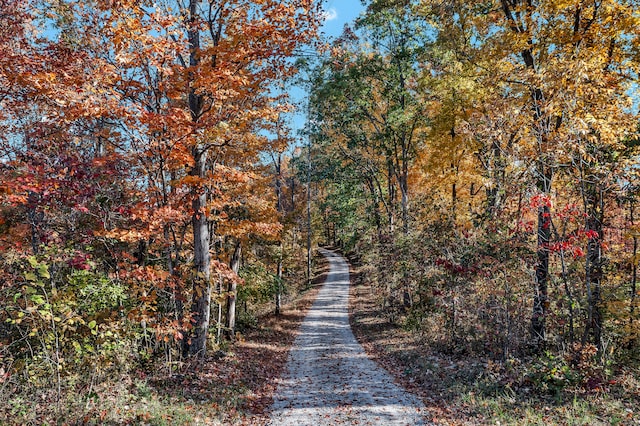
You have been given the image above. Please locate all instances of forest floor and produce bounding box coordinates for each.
[8,249,639,425]
[47,256,330,425]
[144,248,638,425]
[348,254,640,426]
[146,258,330,426]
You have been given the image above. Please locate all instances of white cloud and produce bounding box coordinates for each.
[323,7,338,21]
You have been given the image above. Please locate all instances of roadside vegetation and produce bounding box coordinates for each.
[310,1,640,424]
[350,252,640,425]
[2,0,640,424]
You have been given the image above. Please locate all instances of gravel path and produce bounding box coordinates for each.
[269,248,428,425]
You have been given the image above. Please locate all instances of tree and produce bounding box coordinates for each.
[0,0,322,374]
[418,0,640,350]
[309,1,431,238]
[95,0,321,356]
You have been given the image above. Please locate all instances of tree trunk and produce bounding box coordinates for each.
[486,139,505,219]
[276,253,283,315]
[559,247,575,344]
[399,171,409,235]
[631,200,637,339]
[531,169,552,348]
[365,177,383,238]
[274,152,284,315]
[187,151,211,356]
[306,141,312,288]
[27,190,41,254]
[582,183,604,349]
[226,240,241,340]
[498,2,557,353]
[185,0,211,357]
[387,159,396,233]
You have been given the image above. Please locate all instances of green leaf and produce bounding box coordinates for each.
[24,272,38,282]
[27,256,38,268]
[30,294,45,305]
[88,320,97,329]
[37,264,50,279]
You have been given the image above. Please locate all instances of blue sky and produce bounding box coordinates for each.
[286,0,366,142]
[320,0,365,38]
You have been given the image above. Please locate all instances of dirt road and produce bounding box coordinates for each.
[269,248,428,425]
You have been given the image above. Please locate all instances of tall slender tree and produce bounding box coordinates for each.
[418,0,639,350]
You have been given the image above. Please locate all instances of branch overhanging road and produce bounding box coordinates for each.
[269,248,428,425]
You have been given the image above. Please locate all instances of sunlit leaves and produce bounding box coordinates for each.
[0,0,323,410]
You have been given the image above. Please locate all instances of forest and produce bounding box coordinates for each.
[1,0,640,424]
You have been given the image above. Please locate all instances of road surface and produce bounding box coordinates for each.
[269,248,428,425]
